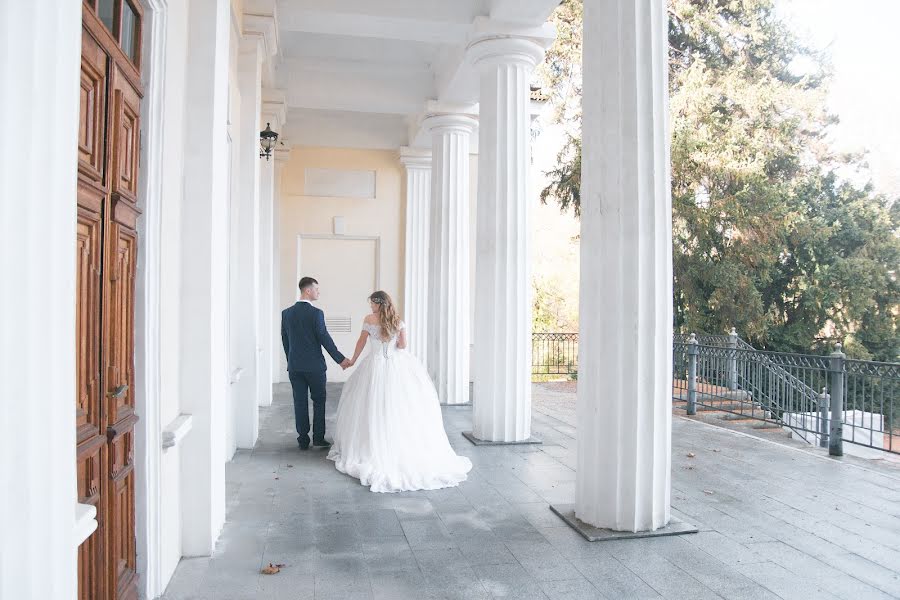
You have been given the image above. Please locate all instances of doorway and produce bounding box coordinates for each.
[296,235,380,382]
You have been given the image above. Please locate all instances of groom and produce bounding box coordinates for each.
[281,276,350,450]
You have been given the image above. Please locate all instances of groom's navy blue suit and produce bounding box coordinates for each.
[281,301,346,447]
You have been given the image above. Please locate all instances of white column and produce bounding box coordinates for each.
[257,151,277,405]
[424,115,477,405]
[400,148,432,364]
[234,37,263,448]
[0,3,81,598]
[469,37,544,442]
[259,91,286,400]
[180,0,231,555]
[577,0,673,532]
[272,144,291,383]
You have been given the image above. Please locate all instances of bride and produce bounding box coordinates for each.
[327,291,472,493]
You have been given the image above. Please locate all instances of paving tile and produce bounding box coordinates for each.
[400,517,457,550]
[161,385,900,600]
[540,578,608,600]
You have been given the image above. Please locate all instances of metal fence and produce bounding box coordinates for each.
[674,334,900,456]
[532,332,578,378]
[534,330,900,455]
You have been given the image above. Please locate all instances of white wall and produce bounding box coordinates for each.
[276,147,404,381]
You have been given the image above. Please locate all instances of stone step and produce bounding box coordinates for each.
[718,411,772,421]
[749,421,785,430]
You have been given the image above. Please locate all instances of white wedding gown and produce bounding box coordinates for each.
[327,322,472,493]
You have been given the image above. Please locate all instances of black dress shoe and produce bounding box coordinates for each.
[312,439,332,449]
[298,442,309,450]
[298,435,310,450]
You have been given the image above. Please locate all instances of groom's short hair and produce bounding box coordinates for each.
[298,277,318,292]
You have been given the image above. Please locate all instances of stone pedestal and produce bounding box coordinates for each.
[469,37,544,442]
[423,115,476,405]
[400,148,432,364]
[575,0,673,533]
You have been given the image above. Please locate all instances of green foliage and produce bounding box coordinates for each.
[532,275,578,333]
[537,0,899,362]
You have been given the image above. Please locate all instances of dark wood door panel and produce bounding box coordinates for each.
[76,438,104,600]
[79,29,107,184]
[76,206,103,441]
[78,4,142,599]
[110,71,142,205]
[108,421,137,600]
[105,223,137,426]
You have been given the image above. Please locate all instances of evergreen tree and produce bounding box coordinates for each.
[538,0,899,361]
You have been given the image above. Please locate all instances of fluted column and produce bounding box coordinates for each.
[258,90,286,405]
[400,148,432,364]
[234,37,263,448]
[180,0,231,554]
[469,37,544,442]
[576,0,673,532]
[0,3,81,598]
[424,115,477,405]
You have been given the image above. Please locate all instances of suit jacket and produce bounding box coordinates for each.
[281,301,346,372]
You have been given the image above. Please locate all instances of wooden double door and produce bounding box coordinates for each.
[77,2,144,599]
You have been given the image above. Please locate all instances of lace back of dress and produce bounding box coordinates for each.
[365,321,404,358]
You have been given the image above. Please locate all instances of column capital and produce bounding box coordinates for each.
[243,12,278,58]
[466,36,545,71]
[422,114,477,136]
[399,146,432,169]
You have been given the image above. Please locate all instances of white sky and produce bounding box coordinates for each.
[779,0,900,197]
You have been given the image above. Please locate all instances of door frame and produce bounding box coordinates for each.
[133,0,167,598]
[294,234,382,301]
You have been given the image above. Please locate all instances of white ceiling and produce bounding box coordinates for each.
[272,0,558,149]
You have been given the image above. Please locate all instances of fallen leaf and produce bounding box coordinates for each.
[703,490,714,495]
[286,464,294,468]
[712,449,721,453]
[261,563,284,575]
[687,452,696,458]
[274,477,279,480]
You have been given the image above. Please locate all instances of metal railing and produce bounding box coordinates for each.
[674,335,900,456]
[532,332,578,378]
[534,330,899,455]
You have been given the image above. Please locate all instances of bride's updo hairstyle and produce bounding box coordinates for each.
[369,291,402,339]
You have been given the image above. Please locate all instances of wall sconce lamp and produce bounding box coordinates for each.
[260,122,279,161]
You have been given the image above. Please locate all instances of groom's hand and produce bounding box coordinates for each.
[340,358,351,370]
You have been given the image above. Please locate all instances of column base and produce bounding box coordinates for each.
[462,431,542,446]
[441,402,473,407]
[549,504,698,542]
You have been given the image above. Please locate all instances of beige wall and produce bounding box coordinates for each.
[276,147,405,378]
[275,147,480,382]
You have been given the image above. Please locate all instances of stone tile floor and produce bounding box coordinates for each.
[162,382,900,599]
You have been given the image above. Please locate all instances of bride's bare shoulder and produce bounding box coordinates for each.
[363,314,379,325]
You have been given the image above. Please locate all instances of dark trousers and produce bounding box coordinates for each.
[288,370,327,445]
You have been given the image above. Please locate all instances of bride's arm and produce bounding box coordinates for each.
[396,326,407,350]
[348,330,368,366]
